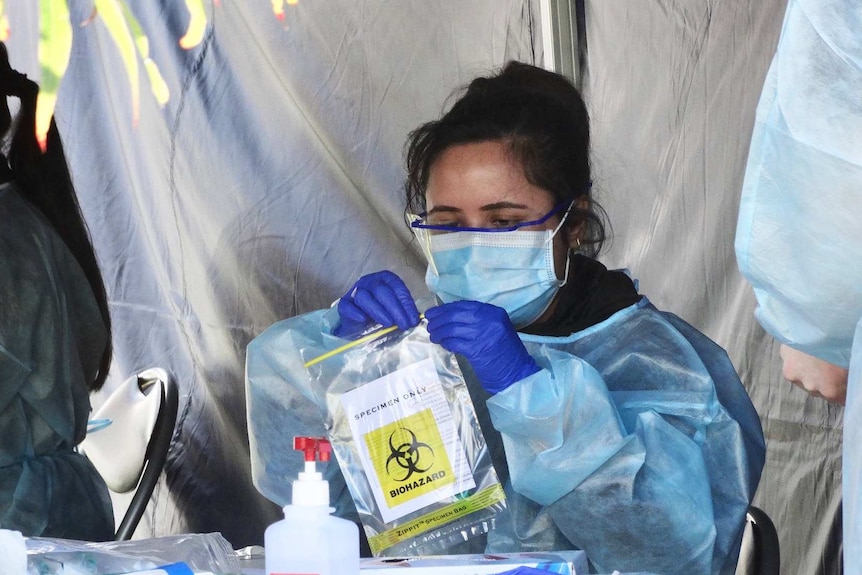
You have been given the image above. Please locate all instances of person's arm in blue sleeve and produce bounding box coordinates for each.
[246,270,420,527]
[245,307,359,522]
[487,347,716,574]
[425,300,718,574]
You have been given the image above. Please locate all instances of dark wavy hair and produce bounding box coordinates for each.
[404,61,607,256]
[1,42,112,391]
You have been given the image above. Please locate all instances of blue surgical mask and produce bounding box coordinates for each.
[411,205,572,328]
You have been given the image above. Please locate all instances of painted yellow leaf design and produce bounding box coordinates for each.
[143,56,169,106]
[92,0,140,125]
[271,0,285,21]
[37,0,73,147]
[180,0,208,49]
[0,0,8,42]
[116,0,169,107]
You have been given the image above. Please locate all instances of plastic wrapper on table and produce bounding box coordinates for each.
[24,532,241,575]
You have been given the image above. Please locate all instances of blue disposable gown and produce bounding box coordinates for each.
[735,0,862,370]
[246,296,764,574]
[0,183,114,539]
[734,2,862,570]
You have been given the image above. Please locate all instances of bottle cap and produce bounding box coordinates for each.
[290,436,331,507]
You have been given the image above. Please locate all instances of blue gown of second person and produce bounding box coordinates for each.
[734,1,862,571]
[0,182,114,540]
[246,256,765,574]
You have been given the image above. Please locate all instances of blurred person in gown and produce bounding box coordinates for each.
[734,1,862,571]
[0,42,114,540]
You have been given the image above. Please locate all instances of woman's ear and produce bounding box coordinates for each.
[565,197,590,250]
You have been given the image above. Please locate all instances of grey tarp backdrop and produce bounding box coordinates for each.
[2,0,843,572]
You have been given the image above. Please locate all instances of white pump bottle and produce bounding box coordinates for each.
[265,437,359,575]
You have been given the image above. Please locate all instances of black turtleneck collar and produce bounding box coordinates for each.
[521,254,642,337]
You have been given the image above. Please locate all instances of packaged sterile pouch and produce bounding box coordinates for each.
[23,532,240,574]
[301,320,507,557]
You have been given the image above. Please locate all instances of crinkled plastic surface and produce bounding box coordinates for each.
[0,529,27,572]
[24,532,241,575]
[735,0,862,368]
[844,318,862,575]
[246,306,359,523]
[247,308,506,557]
[484,298,764,574]
[248,298,763,574]
[0,184,113,540]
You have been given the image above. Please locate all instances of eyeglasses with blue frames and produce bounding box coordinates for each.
[409,201,573,233]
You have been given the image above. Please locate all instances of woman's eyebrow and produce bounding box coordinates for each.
[480,201,530,211]
[426,205,461,216]
[426,201,530,216]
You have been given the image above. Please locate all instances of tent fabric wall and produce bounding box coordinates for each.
[1,0,843,570]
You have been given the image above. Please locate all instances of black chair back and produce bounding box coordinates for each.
[736,505,780,575]
[115,371,179,541]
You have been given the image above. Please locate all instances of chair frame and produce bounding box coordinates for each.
[740,505,781,575]
[114,372,179,541]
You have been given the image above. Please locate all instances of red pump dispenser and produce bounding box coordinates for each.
[264,436,359,575]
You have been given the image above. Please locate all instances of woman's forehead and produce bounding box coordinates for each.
[426,141,553,212]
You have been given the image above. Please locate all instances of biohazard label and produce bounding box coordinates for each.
[364,409,456,507]
[340,357,476,523]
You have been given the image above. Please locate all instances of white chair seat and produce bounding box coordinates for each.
[80,368,166,493]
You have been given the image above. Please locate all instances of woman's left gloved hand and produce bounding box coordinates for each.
[424,300,540,394]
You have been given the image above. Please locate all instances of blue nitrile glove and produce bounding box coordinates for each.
[333,270,420,338]
[424,300,540,394]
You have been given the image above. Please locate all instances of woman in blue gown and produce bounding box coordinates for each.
[247,61,765,574]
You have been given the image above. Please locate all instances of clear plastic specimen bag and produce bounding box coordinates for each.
[302,321,507,556]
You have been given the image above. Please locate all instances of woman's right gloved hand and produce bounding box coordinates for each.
[333,270,420,338]
[424,300,539,394]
